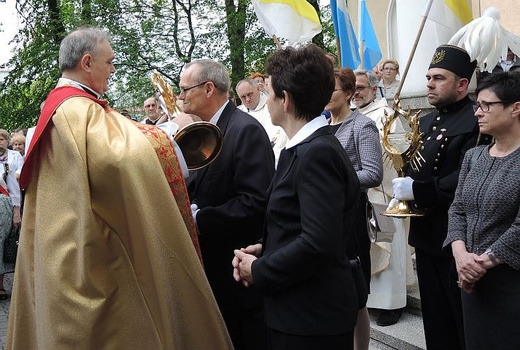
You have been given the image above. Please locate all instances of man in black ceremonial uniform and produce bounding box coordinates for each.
[391,45,491,350]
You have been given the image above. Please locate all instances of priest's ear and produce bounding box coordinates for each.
[81,55,93,71]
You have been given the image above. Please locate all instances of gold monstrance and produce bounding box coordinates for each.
[150,70,181,119]
[381,98,425,217]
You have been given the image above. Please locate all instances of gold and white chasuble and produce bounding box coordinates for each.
[6,84,233,349]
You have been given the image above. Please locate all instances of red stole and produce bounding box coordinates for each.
[0,185,9,197]
[20,86,108,190]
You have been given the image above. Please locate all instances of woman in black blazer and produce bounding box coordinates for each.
[233,44,360,350]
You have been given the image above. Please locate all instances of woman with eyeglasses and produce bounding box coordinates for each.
[376,59,400,105]
[444,71,520,350]
[0,129,22,301]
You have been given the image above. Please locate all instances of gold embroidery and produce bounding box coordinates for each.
[431,49,446,65]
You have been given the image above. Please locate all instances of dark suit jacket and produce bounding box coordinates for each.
[252,126,360,336]
[188,101,275,309]
[408,96,491,256]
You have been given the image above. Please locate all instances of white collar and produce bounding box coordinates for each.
[58,78,102,99]
[209,100,230,125]
[285,116,328,149]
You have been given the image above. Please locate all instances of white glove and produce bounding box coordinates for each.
[190,203,200,222]
[386,198,399,211]
[392,176,415,201]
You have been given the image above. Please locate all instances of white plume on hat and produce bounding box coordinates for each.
[448,7,520,73]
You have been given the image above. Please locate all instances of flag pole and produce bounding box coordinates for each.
[392,0,434,108]
[358,0,364,69]
[336,38,342,65]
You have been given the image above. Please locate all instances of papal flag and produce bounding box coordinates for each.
[253,0,322,46]
[387,0,472,96]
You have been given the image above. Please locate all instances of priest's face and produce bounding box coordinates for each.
[87,39,116,95]
[237,82,260,111]
[144,98,160,120]
[352,74,376,109]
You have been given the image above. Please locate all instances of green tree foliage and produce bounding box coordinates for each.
[0,0,334,129]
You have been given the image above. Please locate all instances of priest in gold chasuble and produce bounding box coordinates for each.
[6,26,233,350]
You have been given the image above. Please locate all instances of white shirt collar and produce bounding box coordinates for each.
[58,78,102,99]
[209,100,230,125]
[285,115,328,149]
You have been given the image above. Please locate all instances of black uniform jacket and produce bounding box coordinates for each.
[408,96,491,256]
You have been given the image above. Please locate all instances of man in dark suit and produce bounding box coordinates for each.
[179,59,274,350]
[391,45,491,349]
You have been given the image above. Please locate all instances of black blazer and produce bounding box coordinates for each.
[252,126,360,336]
[188,101,275,308]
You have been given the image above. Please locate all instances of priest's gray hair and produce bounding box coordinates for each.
[354,69,380,88]
[59,26,110,72]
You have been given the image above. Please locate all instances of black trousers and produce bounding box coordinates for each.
[267,328,353,350]
[415,248,465,350]
[220,306,268,350]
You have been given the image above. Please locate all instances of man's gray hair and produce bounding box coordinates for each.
[59,26,110,73]
[235,79,257,93]
[354,69,379,88]
[184,59,231,93]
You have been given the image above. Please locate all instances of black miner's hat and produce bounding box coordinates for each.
[429,45,477,81]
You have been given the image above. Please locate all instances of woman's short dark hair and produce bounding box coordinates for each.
[476,71,520,106]
[265,44,334,121]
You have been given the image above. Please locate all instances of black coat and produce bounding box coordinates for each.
[188,101,275,309]
[408,95,491,256]
[252,126,360,336]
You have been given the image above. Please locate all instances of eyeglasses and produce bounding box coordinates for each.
[473,100,507,113]
[144,103,157,109]
[355,86,368,92]
[179,81,209,96]
[383,67,397,71]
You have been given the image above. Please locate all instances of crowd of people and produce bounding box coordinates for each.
[1,24,519,350]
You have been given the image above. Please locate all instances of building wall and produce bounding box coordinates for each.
[345,0,519,110]
[351,0,519,61]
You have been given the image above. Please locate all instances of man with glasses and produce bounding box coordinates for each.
[352,69,411,328]
[352,70,394,132]
[179,59,274,350]
[141,96,168,125]
[391,45,491,349]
